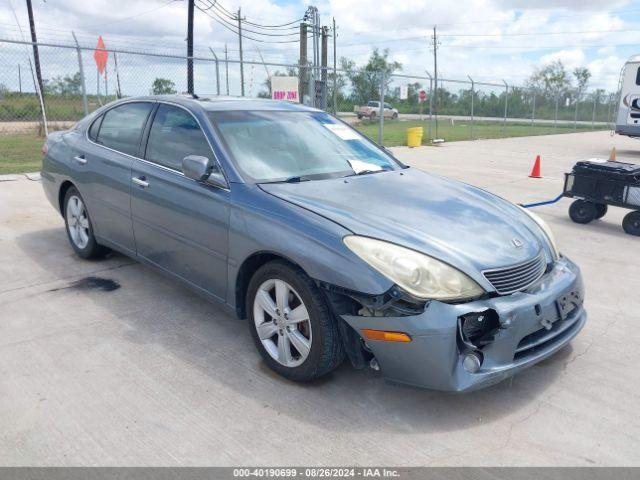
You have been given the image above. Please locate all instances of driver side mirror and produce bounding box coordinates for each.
[182,155,227,189]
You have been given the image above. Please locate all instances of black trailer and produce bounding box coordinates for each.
[563,160,640,236]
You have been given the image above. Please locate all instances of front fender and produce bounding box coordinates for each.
[226,184,393,309]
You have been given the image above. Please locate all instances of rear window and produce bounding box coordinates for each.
[96,102,153,157]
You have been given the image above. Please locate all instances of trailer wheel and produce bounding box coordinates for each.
[594,204,608,220]
[622,211,640,236]
[569,200,597,224]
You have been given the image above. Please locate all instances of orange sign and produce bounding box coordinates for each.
[93,36,108,74]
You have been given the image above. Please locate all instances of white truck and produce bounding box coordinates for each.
[356,101,399,120]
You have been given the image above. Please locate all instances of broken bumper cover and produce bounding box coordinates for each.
[340,255,586,392]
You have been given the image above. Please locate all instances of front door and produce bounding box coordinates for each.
[131,103,230,300]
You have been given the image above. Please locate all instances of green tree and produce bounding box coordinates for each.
[44,72,82,96]
[151,78,177,95]
[528,60,570,95]
[340,48,402,105]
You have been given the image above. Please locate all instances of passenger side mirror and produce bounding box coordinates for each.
[182,155,227,189]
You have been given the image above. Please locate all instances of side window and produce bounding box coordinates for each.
[145,104,213,171]
[96,102,153,157]
[384,103,391,109]
[88,115,102,141]
[636,66,640,86]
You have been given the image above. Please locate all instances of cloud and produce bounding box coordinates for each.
[0,0,632,93]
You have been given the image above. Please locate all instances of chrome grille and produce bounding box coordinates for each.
[483,252,546,295]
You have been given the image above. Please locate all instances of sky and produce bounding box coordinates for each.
[0,0,638,96]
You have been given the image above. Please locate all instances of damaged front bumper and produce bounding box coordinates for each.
[340,255,586,392]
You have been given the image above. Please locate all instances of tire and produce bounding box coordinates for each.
[594,204,608,220]
[369,112,376,121]
[63,186,110,259]
[569,200,597,224]
[246,260,345,382]
[357,114,362,120]
[392,112,398,120]
[623,211,640,236]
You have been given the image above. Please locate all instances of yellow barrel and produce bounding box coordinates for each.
[406,127,423,147]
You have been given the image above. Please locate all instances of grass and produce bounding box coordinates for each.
[0,134,43,174]
[0,119,606,175]
[354,119,604,146]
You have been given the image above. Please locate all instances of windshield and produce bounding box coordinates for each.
[207,111,401,183]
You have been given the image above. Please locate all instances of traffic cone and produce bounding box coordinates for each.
[529,155,542,178]
[609,147,616,161]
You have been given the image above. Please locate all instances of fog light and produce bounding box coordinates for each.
[463,352,482,373]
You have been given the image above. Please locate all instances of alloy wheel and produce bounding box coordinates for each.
[253,278,312,368]
[66,195,90,249]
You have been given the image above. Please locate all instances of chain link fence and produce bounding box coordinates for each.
[0,37,617,148]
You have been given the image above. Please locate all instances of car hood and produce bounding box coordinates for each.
[259,168,547,277]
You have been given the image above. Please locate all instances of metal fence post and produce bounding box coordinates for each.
[530,89,536,134]
[467,75,474,140]
[607,94,613,126]
[209,48,220,96]
[554,91,560,130]
[72,31,88,115]
[425,71,433,141]
[573,89,579,130]
[502,80,508,135]
[591,94,596,129]
[378,71,385,145]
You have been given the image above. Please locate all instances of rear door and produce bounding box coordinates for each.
[130,103,230,300]
[81,101,154,254]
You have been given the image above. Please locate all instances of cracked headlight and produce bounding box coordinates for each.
[519,207,559,260]
[343,236,484,301]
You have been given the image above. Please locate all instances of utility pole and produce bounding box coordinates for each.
[187,0,194,94]
[224,44,229,95]
[332,17,337,114]
[299,22,307,104]
[25,0,44,99]
[238,7,245,96]
[320,26,328,110]
[432,25,439,138]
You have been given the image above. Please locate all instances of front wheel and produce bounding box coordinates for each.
[63,186,109,259]
[246,260,344,382]
[569,200,597,224]
[623,211,640,236]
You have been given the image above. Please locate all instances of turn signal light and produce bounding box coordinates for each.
[361,329,411,342]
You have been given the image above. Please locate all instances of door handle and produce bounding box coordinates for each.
[132,176,149,188]
[73,155,87,165]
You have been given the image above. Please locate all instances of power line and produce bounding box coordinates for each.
[194,2,301,43]
[196,2,299,37]
[199,0,303,29]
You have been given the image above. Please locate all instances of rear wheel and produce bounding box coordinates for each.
[246,260,344,382]
[63,186,109,259]
[369,112,376,121]
[392,112,398,120]
[623,211,640,236]
[594,204,608,220]
[569,200,597,224]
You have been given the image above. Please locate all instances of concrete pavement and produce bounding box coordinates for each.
[0,130,639,466]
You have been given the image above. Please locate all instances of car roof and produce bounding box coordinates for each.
[126,95,319,113]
